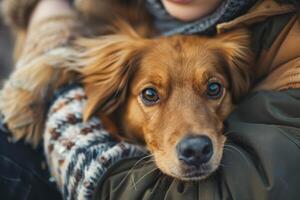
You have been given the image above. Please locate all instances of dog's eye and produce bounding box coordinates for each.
[207,81,223,99]
[140,88,160,105]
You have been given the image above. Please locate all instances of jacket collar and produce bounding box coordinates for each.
[217,0,297,34]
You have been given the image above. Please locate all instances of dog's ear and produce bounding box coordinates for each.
[77,26,147,121]
[209,29,254,102]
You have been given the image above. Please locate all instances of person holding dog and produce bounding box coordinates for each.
[1,0,300,199]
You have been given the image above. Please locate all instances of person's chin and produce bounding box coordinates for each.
[161,2,208,22]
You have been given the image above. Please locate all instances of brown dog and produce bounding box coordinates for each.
[76,23,253,180]
[0,0,253,180]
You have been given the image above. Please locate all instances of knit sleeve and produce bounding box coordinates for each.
[43,85,147,200]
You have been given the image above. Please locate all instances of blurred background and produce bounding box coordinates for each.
[0,0,13,83]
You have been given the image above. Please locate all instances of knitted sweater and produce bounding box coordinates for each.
[0,10,148,199]
[44,85,146,200]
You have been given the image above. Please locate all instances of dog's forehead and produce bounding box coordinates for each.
[132,38,226,92]
[139,36,223,77]
[144,36,219,66]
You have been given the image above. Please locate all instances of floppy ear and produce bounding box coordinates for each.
[77,28,147,121]
[209,29,254,103]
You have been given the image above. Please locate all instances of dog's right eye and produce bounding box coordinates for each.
[207,81,223,99]
[140,88,160,106]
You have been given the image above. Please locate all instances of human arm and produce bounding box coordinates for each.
[0,0,83,145]
[43,85,146,200]
[2,1,147,199]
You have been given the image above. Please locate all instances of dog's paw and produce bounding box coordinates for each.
[1,0,40,29]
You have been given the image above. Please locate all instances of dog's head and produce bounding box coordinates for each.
[78,25,252,181]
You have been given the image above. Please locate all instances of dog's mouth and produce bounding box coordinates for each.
[169,164,215,181]
[182,171,209,180]
[180,162,216,180]
[146,129,227,181]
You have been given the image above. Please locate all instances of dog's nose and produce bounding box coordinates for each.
[176,135,213,167]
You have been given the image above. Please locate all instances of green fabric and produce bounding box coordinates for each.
[94,89,300,200]
[250,13,294,60]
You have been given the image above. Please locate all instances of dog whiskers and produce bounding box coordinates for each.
[223,131,234,136]
[132,167,159,190]
[116,154,154,190]
[218,163,226,168]
[220,147,239,169]
[224,144,251,166]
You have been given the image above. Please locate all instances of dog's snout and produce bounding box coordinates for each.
[176,135,213,167]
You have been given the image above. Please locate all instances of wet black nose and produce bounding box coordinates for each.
[176,135,213,167]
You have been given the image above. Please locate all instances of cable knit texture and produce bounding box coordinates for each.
[44,86,147,200]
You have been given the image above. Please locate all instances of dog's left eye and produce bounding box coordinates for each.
[207,81,223,99]
[140,88,160,105]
